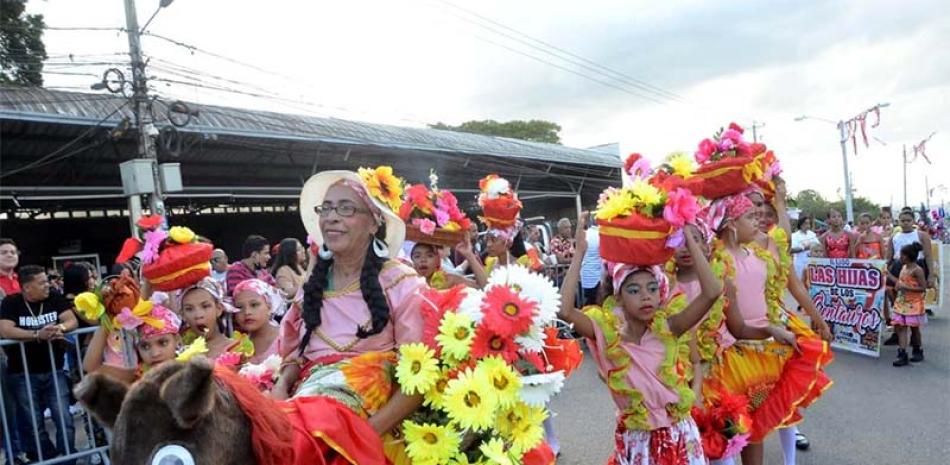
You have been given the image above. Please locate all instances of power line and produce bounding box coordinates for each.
[432,0,686,104]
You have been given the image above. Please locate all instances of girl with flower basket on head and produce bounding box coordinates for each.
[557,164,721,464]
[478,174,545,274]
[402,171,489,290]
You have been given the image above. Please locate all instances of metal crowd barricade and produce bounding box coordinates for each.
[1,326,111,465]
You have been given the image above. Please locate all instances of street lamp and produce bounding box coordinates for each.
[794,103,890,224]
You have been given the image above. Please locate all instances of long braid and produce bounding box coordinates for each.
[356,232,390,338]
[298,254,332,357]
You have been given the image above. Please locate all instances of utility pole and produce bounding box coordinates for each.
[903,144,908,207]
[123,0,165,221]
[751,120,765,143]
[837,120,855,224]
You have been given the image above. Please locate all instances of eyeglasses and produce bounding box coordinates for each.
[314,204,368,218]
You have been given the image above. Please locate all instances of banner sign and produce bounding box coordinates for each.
[808,258,887,358]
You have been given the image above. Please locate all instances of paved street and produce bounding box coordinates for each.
[551,252,950,465]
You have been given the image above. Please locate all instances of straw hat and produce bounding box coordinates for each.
[299,170,406,258]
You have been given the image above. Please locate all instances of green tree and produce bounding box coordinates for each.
[430,119,562,144]
[793,189,880,223]
[0,0,47,86]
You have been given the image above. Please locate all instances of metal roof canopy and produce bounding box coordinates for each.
[1,87,619,215]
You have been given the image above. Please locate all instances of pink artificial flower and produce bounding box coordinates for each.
[413,218,437,235]
[722,433,751,459]
[216,352,242,367]
[666,229,685,249]
[624,153,652,180]
[694,138,716,163]
[765,159,783,179]
[718,138,736,153]
[663,188,701,227]
[115,307,143,330]
[140,229,168,265]
[434,207,451,227]
[720,128,744,144]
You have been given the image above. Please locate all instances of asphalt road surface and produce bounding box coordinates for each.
[550,254,949,465]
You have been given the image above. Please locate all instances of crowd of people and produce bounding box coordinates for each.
[0,122,943,465]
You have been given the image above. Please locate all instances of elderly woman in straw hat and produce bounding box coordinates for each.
[271,166,426,463]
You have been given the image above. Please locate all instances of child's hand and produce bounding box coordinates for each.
[768,326,801,353]
[812,319,833,342]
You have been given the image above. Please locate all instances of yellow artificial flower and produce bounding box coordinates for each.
[443,368,498,432]
[359,166,404,213]
[595,189,636,221]
[448,454,486,465]
[404,421,461,465]
[478,437,516,465]
[667,152,695,178]
[396,343,441,395]
[435,311,475,360]
[422,368,452,410]
[742,158,765,183]
[475,356,521,409]
[630,178,663,209]
[74,292,105,321]
[168,226,196,244]
[176,337,208,362]
[497,402,547,454]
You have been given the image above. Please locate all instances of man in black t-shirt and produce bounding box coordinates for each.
[0,265,78,464]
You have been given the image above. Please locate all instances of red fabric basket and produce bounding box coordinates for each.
[598,213,673,266]
[694,156,758,199]
[143,242,213,291]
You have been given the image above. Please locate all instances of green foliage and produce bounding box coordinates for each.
[0,0,47,87]
[793,189,880,222]
[430,119,562,144]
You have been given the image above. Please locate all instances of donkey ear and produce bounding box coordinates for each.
[159,358,216,429]
[74,372,128,429]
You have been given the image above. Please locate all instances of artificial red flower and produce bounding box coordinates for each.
[542,327,583,376]
[701,431,727,459]
[115,237,143,264]
[136,215,163,230]
[420,285,468,352]
[623,153,651,180]
[728,122,744,134]
[470,326,519,363]
[715,389,750,419]
[480,285,537,337]
[749,142,767,156]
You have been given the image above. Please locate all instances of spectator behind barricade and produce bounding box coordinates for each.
[0,265,79,464]
[47,269,64,294]
[0,238,20,301]
[226,235,276,296]
[579,212,602,306]
[550,218,576,265]
[211,248,229,285]
[270,238,308,300]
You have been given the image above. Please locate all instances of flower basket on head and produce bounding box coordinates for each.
[692,122,769,199]
[141,226,214,291]
[596,174,701,266]
[400,171,473,247]
[477,174,522,233]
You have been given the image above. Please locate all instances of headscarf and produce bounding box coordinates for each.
[232,278,286,318]
[336,179,384,225]
[609,262,671,303]
[178,277,236,313]
[703,194,755,233]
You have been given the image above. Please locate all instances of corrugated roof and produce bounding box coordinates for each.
[0,87,618,168]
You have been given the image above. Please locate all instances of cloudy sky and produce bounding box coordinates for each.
[27,0,950,211]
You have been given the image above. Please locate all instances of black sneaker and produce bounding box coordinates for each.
[883,333,899,345]
[893,349,909,367]
[925,308,934,316]
[795,431,810,450]
[910,347,924,363]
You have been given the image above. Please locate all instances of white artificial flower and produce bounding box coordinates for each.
[486,177,510,199]
[456,287,485,324]
[515,325,545,354]
[519,371,566,407]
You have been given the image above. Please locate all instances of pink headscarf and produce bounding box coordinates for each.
[336,179,384,225]
[178,277,236,313]
[703,194,754,232]
[609,262,671,303]
[232,278,285,317]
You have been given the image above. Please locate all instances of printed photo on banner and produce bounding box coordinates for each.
[807,257,887,358]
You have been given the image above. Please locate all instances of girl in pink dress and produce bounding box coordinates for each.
[233,279,283,365]
[561,219,721,465]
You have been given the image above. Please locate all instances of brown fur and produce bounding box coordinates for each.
[76,358,256,465]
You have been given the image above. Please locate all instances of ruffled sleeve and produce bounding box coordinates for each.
[380,260,427,346]
[277,301,304,360]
